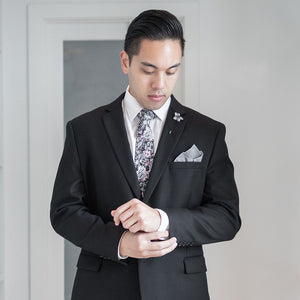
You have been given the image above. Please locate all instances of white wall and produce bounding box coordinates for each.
[0,0,4,298]
[2,0,29,299]
[1,1,299,300]
[198,1,300,299]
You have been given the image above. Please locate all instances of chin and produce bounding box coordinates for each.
[147,99,168,110]
[147,103,163,110]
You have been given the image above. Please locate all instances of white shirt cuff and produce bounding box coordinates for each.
[117,231,129,260]
[155,209,169,231]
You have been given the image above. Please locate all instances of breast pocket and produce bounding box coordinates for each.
[165,162,205,207]
[169,162,203,169]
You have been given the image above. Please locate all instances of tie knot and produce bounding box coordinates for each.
[137,109,156,122]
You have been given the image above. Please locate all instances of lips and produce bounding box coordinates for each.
[148,94,164,101]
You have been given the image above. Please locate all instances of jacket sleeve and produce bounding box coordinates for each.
[165,123,241,246]
[50,121,126,262]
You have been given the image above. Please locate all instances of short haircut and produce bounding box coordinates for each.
[124,9,185,63]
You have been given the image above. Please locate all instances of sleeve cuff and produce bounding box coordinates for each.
[155,209,169,231]
[117,230,129,260]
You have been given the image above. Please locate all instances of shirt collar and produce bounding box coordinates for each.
[123,86,171,122]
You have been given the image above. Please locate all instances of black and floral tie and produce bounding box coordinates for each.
[134,109,156,196]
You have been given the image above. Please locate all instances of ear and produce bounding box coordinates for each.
[120,50,130,74]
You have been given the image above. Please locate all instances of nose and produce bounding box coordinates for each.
[151,72,165,90]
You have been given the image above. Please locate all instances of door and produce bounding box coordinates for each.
[63,40,128,299]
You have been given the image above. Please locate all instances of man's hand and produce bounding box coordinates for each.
[111,198,161,233]
[119,230,177,259]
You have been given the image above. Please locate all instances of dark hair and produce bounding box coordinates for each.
[124,10,185,63]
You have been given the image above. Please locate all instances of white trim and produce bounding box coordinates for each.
[3,0,30,299]
[28,2,199,300]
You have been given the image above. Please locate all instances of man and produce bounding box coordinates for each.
[50,9,241,300]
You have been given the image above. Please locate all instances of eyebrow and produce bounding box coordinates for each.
[140,62,181,70]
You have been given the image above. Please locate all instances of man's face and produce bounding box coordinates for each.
[120,39,182,110]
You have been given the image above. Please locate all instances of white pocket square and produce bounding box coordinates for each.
[174,144,204,162]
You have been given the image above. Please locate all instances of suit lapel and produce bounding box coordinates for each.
[102,95,140,198]
[143,96,186,203]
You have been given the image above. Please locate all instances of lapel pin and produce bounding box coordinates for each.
[173,112,183,122]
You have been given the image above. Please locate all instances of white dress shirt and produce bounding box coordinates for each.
[118,87,170,259]
[122,87,170,155]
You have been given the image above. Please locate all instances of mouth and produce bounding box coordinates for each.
[148,94,165,102]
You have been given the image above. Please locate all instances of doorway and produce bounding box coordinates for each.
[63,40,127,299]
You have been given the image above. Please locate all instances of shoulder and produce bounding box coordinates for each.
[67,93,124,129]
[171,95,225,133]
[185,106,223,128]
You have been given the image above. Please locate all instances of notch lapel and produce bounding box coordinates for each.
[102,95,140,198]
[143,96,186,203]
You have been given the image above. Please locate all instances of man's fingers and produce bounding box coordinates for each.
[112,199,160,233]
[119,209,134,224]
[127,222,141,233]
[143,238,177,258]
[112,199,139,225]
[146,230,170,240]
[122,217,138,231]
[151,241,178,257]
[148,237,177,252]
[113,203,131,225]
[119,231,177,259]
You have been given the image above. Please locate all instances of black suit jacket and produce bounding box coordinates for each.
[50,94,241,300]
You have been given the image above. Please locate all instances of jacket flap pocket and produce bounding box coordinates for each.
[77,253,102,272]
[184,255,207,274]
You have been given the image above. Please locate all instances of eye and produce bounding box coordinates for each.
[166,67,178,76]
[143,69,154,75]
[166,71,176,76]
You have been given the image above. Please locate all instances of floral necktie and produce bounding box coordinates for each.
[134,109,156,196]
